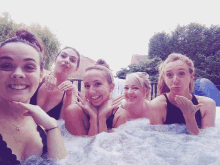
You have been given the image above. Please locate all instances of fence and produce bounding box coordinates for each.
[69,78,158,100]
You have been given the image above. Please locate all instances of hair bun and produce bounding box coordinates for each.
[96,59,110,69]
[15,29,44,53]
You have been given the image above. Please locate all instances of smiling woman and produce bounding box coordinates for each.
[0,30,67,164]
[64,59,127,136]
[149,53,216,135]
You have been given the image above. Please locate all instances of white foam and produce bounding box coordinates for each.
[22,107,220,165]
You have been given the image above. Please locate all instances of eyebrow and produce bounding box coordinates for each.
[0,56,13,61]
[165,68,186,72]
[0,56,36,63]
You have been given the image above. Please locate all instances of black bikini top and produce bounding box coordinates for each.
[0,124,47,165]
[164,94,202,129]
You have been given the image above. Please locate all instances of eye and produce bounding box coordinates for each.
[24,65,36,71]
[0,63,13,71]
[124,87,128,90]
[166,73,173,78]
[84,84,90,88]
[133,87,139,90]
[70,57,76,63]
[178,71,185,77]
[95,82,101,86]
[61,54,67,58]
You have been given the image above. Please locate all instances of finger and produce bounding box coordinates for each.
[112,95,124,102]
[12,101,32,111]
[76,95,86,105]
[194,104,203,111]
[23,111,32,116]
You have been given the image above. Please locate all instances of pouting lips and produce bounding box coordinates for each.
[9,84,29,90]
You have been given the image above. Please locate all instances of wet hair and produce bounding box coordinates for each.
[0,29,44,71]
[126,72,151,100]
[158,53,195,95]
[85,59,113,84]
[56,46,80,68]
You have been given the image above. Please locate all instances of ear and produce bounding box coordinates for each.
[190,73,195,81]
[109,83,115,93]
[39,70,43,83]
[144,88,150,99]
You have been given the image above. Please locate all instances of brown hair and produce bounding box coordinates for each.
[0,29,44,70]
[85,59,113,84]
[158,53,195,95]
[57,46,80,68]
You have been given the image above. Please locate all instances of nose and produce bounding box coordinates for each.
[127,88,133,94]
[89,86,96,94]
[11,67,25,79]
[173,75,179,84]
[64,57,70,64]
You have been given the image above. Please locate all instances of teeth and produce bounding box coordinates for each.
[92,96,99,99]
[10,84,27,90]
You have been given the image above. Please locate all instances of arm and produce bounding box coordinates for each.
[200,97,216,128]
[11,102,67,159]
[149,95,166,125]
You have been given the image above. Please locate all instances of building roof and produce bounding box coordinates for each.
[131,54,148,65]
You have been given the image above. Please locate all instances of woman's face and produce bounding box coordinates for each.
[124,77,146,104]
[0,42,43,103]
[83,69,114,107]
[164,60,194,94]
[55,48,79,75]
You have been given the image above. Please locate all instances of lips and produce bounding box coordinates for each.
[9,84,29,90]
[61,64,69,68]
[91,95,100,100]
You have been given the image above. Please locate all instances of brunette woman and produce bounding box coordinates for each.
[150,53,216,135]
[64,59,127,136]
[0,30,67,164]
[30,46,80,120]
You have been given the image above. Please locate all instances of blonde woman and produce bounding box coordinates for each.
[122,72,151,120]
[150,53,216,135]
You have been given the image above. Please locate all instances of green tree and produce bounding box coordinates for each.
[148,22,220,85]
[116,57,162,82]
[0,12,60,70]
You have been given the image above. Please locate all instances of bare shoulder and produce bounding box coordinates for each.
[113,107,127,128]
[149,95,167,111]
[65,103,86,120]
[195,95,216,114]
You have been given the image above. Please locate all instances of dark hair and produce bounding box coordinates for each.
[0,29,44,70]
[57,46,80,68]
[85,59,113,84]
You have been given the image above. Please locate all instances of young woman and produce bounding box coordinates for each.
[64,59,127,136]
[30,46,80,120]
[122,72,151,120]
[0,30,67,164]
[149,53,216,135]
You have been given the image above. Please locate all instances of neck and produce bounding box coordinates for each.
[126,100,148,118]
[0,98,26,121]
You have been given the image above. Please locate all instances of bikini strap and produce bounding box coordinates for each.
[113,107,119,115]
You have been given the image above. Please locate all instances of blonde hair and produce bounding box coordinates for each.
[126,72,151,100]
[85,59,114,84]
[158,53,195,95]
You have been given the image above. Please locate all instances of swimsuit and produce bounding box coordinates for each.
[30,83,65,120]
[164,94,202,128]
[0,125,47,165]
[84,108,119,130]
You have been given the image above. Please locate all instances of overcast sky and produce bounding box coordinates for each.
[1,0,220,75]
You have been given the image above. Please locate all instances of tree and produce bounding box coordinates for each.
[148,22,220,85]
[116,57,162,82]
[0,12,60,70]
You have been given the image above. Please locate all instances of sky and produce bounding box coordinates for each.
[1,0,220,75]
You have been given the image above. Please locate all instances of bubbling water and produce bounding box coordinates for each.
[22,108,220,165]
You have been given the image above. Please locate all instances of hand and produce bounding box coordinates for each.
[58,80,78,96]
[75,92,97,119]
[11,101,57,130]
[175,95,203,118]
[99,95,124,118]
[44,75,57,93]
